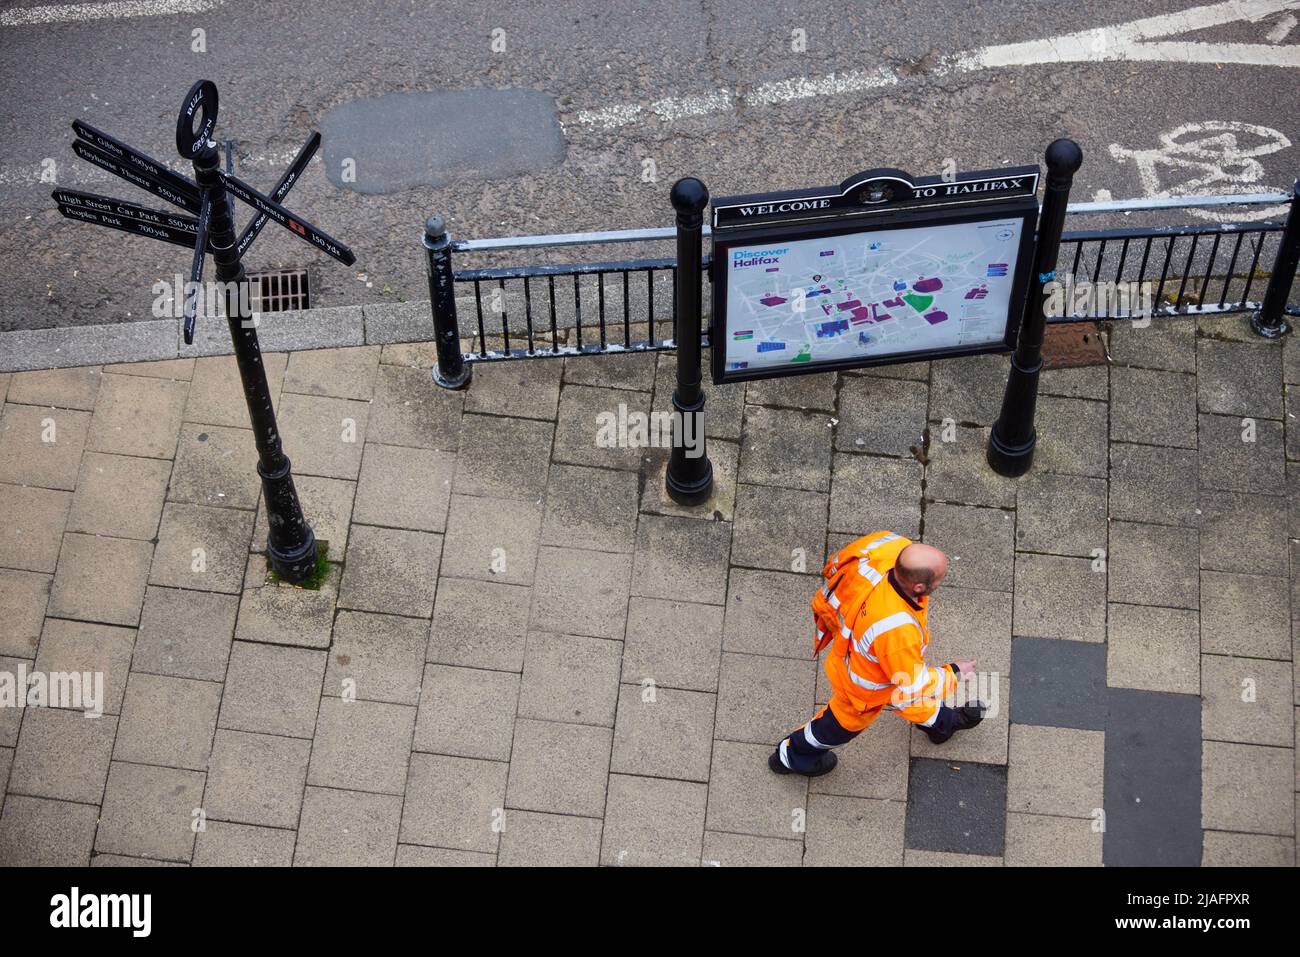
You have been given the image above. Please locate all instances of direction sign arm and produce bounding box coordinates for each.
[71,139,202,215]
[182,192,213,345]
[218,168,355,266]
[235,131,321,258]
[72,119,200,202]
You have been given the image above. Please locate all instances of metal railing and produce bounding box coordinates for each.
[423,186,1299,385]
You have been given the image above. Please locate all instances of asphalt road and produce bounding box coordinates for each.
[1,0,1298,332]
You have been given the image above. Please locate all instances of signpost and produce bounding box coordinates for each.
[709,165,1041,383]
[52,79,356,584]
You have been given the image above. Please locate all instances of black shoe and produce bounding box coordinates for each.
[768,749,838,777]
[955,701,987,730]
[924,701,988,744]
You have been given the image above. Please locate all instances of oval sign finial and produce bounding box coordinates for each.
[176,80,219,158]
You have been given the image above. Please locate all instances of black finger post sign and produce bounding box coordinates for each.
[52,80,357,584]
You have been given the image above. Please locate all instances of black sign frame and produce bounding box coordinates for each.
[709,164,1041,385]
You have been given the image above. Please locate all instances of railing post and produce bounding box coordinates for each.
[987,138,1083,478]
[424,215,472,389]
[1250,177,1298,339]
[665,177,714,505]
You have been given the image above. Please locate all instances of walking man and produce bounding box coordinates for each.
[770,530,986,777]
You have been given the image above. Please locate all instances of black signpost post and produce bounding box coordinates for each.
[53,79,356,584]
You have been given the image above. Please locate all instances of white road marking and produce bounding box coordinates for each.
[1,0,223,28]
[1109,121,1293,220]
[1266,12,1297,40]
[569,0,1300,131]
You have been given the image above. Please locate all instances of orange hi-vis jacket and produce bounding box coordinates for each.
[811,531,958,731]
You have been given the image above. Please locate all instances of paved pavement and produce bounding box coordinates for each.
[3,0,1299,331]
[0,312,1296,866]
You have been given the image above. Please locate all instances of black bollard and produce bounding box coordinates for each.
[665,177,714,505]
[987,139,1083,478]
[1250,176,1298,339]
[424,215,472,389]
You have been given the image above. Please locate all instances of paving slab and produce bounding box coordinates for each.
[566,351,658,393]
[505,718,610,818]
[1015,472,1107,557]
[497,809,601,867]
[0,484,71,573]
[923,425,1017,509]
[529,545,632,640]
[1198,337,1284,418]
[638,440,740,524]
[722,568,820,659]
[1200,740,1294,837]
[132,586,236,682]
[836,375,927,457]
[1200,570,1291,659]
[1010,637,1107,731]
[368,364,463,451]
[67,451,171,540]
[1033,395,1108,478]
[1200,654,1293,747]
[1201,830,1295,867]
[325,610,428,705]
[1198,490,1289,577]
[1004,812,1103,866]
[85,373,188,459]
[295,786,402,866]
[217,641,326,739]
[928,352,1007,426]
[95,761,205,862]
[440,494,543,586]
[402,752,508,853]
[925,586,1012,676]
[193,820,296,867]
[631,513,731,605]
[7,366,103,409]
[276,392,370,480]
[601,774,708,866]
[1007,725,1105,818]
[283,345,381,401]
[149,502,254,594]
[47,532,153,626]
[0,795,99,866]
[904,757,1007,856]
[114,672,221,771]
[700,830,803,866]
[808,704,910,802]
[715,651,815,746]
[729,483,826,572]
[739,404,834,493]
[1107,442,1199,527]
[1012,553,1106,642]
[1109,366,1197,447]
[308,697,416,794]
[909,672,1011,766]
[1104,687,1202,865]
[828,453,922,538]
[464,359,562,421]
[33,618,134,715]
[204,729,311,829]
[0,403,90,490]
[519,632,621,727]
[339,525,441,618]
[183,353,286,429]
[1106,602,1200,694]
[1198,411,1286,493]
[428,577,531,673]
[1108,520,1199,609]
[541,463,639,553]
[0,568,50,658]
[805,794,906,867]
[923,503,1014,591]
[745,372,837,412]
[252,474,356,555]
[7,706,116,804]
[454,413,554,500]
[395,845,494,866]
[414,663,519,761]
[168,424,261,509]
[1109,316,1194,372]
[622,596,725,693]
[705,739,808,841]
[235,554,341,649]
[611,684,715,782]
[551,383,653,471]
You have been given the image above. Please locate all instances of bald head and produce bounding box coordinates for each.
[895,543,949,598]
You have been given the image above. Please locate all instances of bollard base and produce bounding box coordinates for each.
[432,364,472,390]
[666,458,714,506]
[1248,310,1291,339]
[267,528,319,586]
[986,428,1036,478]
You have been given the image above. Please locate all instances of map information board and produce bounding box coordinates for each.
[721,216,1025,375]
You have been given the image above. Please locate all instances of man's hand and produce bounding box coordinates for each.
[953,660,977,676]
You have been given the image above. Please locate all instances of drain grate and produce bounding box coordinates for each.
[247,268,310,313]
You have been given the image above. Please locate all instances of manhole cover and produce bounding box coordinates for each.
[1042,321,1106,368]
